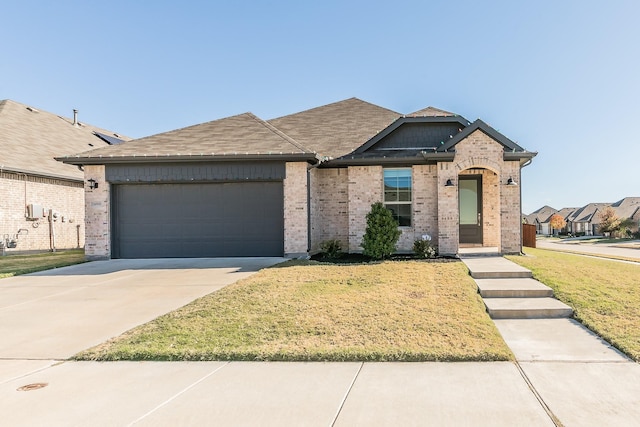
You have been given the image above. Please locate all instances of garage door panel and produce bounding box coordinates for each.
[113,182,284,258]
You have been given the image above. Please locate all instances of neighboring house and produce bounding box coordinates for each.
[524,205,557,235]
[566,203,610,236]
[0,100,129,253]
[610,197,640,233]
[554,207,578,234]
[58,98,536,259]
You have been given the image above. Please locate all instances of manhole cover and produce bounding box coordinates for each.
[17,382,48,391]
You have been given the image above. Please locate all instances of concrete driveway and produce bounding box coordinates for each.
[0,258,285,360]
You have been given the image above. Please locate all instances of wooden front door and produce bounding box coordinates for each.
[459,176,483,244]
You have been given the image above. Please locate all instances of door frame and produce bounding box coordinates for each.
[458,175,483,245]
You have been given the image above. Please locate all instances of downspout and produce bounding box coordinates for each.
[519,159,533,254]
[48,209,56,252]
[306,157,325,254]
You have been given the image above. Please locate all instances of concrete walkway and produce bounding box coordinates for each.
[461,254,640,427]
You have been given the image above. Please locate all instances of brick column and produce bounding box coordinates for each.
[500,162,522,253]
[283,162,308,257]
[437,163,458,255]
[84,165,110,259]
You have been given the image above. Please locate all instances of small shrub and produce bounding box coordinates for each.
[361,202,401,260]
[413,234,438,259]
[319,239,343,259]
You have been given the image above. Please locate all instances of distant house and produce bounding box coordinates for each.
[58,97,537,259]
[566,203,610,236]
[527,198,640,237]
[610,197,640,233]
[0,100,129,253]
[524,205,557,235]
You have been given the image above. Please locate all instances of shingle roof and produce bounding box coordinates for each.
[568,203,610,223]
[0,100,129,180]
[610,197,640,220]
[527,205,558,223]
[268,98,400,159]
[60,112,318,164]
[406,106,456,117]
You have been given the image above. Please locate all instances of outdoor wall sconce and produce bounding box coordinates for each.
[87,178,99,189]
[506,177,518,186]
[445,179,455,187]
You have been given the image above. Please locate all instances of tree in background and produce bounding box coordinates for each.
[361,202,401,260]
[598,207,621,236]
[549,214,567,235]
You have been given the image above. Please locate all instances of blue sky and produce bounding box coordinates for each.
[4,1,639,214]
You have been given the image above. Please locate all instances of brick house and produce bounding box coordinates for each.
[0,100,128,253]
[58,98,536,259]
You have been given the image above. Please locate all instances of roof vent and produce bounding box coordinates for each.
[73,109,79,126]
[26,106,39,113]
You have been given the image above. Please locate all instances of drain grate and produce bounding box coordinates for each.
[17,382,48,392]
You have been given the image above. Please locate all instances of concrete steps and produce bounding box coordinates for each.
[462,257,532,279]
[475,278,553,298]
[461,256,573,320]
[484,297,574,319]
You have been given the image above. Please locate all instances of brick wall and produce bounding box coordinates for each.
[0,172,84,253]
[409,164,439,250]
[500,161,522,253]
[437,162,459,255]
[83,165,110,259]
[283,162,308,257]
[309,168,349,253]
[443,129,523,254]
[347,166,382,252]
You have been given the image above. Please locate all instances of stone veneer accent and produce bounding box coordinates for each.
[83,165,110,259]
[0,172,84,252]
[283,162,308,256]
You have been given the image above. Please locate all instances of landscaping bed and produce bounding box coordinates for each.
[76,260,512,362]
[508,248,640,361]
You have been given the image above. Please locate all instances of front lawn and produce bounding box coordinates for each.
[0,250,86,279]
[76,260,512,362]
[508,248,640,361]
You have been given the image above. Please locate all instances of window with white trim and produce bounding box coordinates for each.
[383,168,412,226]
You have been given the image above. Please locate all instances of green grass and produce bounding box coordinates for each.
[76,260,513,362]
[507,248,640,361]
[0,250,86,278]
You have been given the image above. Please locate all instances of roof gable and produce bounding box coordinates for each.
[353,116,470,154]
[438,119,526,153]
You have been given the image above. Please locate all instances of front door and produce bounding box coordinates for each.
[459,176,483,244]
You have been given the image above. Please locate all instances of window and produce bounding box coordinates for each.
[383,168,412,226]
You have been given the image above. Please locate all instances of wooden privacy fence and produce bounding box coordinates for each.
[522,224,536,248]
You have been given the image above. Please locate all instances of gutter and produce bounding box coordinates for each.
[56,153,321,166]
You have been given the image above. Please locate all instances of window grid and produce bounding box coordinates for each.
[383,168,412,227]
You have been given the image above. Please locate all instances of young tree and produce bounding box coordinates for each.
[598,207,621,236]
[549,214,566,235]
[361,202,401,260]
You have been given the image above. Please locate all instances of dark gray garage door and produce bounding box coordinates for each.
[112,182,284,258]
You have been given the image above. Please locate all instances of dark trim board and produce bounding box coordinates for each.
[111,182,284,258]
